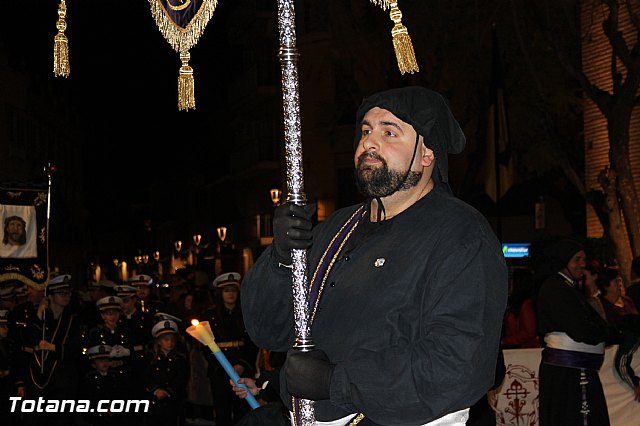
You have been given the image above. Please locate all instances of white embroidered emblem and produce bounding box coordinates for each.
[374,258,385,267]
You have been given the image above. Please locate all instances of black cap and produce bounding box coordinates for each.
[537,238,585,276]
[353,86,466,184]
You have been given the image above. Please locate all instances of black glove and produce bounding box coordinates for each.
[272,203,316,265]
[284,349,335,401]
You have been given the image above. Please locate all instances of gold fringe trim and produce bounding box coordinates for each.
[53,0,70,77]
[149,0,218,53]
[178,50,196,111]
[0,271,45,291]
[389,3,419,74]
[369,0,392,10]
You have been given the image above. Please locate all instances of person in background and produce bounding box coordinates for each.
[592,259,640,405]
[241,86,507,425]
[116,284,153,355]
[115,284,154,393]
[501,268,540,349]
[535,238,611,426]
[81,344,127,426]
[612,313,640,404]
[7,282,45,397]
[78,280,115,338]
[0,281,19,311]
[627,256,640,310]
[204,272,258,426]
[21,274,83,426]
[183,290,216,426]
[0,308,22,425]
[145,318,190,426]
[597,266,639,331]
[129,274,164,315]
[86,295,139,397]
[583,258,607,321]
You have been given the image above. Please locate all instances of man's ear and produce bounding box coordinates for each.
[421,145,435,167]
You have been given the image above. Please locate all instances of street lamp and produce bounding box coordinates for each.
[215,227,227,277]
[270,188,282,206]
[216,227,227,242]
[192,234,202,267]
[113,258,128,283]
[153,251,163,278]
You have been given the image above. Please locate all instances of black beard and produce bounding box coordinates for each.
[354,152,422,198]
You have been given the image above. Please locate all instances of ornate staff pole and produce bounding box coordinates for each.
[41,163,55,373]
[276,1,316,424]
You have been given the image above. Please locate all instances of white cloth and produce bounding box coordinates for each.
[544,332,605,354]
[289,408,469,426]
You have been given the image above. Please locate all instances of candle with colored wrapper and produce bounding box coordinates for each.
[186,319,260,410]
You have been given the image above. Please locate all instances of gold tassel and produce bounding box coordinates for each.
[369,0,391,9]
[178,50,195,111]
[53,0,70,77]
[389,2,419,75]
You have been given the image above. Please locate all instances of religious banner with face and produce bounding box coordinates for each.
[0,184,48,289]
[149,0,219,111]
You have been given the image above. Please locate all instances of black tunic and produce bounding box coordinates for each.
[145,349,190,426]
[242,185,508,424]
[536,272,611,426]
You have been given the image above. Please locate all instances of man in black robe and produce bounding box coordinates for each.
[241,86,508,425]
[535,238,611,426]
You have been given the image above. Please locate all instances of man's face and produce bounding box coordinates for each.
[354,107,433,198]
[50,290,71,307]
[222,286,239,306]
[101,309,121,328]
[121,296,136,314]
[565,250,587,280]
[6,219,25,245]
[136,285,151,300]
[605,275,623,300]
[158,333,176,352]
[27,287,44,304]
[92,358,110,374]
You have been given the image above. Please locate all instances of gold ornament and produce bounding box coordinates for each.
[369,0,419,74]
[149,0,219,111]
[53,0,70,77]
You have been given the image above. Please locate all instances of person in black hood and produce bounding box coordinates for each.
[535,238,612,426]
[241,86,507,425]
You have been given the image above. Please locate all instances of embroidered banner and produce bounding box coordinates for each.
[149,0,219,110]
[0,184,48,289]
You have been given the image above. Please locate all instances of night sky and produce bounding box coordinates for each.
[1,1,239,241]
[4,2,232,179]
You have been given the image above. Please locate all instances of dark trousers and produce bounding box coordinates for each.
[538,362,610,426]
